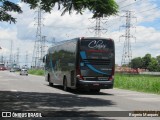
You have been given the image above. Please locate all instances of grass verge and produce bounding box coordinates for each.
[28,69,44,76]
[114,73,160,94]
[27,70,160,94]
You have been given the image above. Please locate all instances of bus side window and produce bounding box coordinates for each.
[43,56,46,63]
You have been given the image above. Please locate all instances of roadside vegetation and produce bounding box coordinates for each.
[28,69,44,76]
[129,53,160,72]
[115,73,160,95]
[28,70,160,95]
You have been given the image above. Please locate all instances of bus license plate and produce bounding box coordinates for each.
[93,84,99,86]
[98,77,108,80]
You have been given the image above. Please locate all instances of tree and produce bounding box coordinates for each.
[23,0,119,18]
[130,57,143,69]
[1,0,119,23]
[0,0,22,23]
[156,55,160,65]
[148,57,159,72]
[142,53,152,69]
[130,54,160,72]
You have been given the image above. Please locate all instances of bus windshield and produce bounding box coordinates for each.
[80,39,114,60]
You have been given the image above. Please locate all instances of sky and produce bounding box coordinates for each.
[0,0,160,67]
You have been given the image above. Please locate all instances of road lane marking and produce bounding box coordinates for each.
[0,79,18,81]
[131,98,160,102]
[10,90,18,92]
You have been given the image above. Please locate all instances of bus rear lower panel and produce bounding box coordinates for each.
[77,80,114,90]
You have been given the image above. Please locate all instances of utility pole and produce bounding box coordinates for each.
[120,11,136,67]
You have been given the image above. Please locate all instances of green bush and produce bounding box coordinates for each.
[28,69,44,76]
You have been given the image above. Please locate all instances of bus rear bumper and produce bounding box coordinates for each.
[77,80,114,89]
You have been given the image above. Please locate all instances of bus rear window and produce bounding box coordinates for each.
[80,39,114,59]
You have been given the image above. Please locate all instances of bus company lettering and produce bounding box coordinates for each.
[88,40,106,49]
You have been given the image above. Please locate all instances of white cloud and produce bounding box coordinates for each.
[135,26,160,43]
[43,9,93,41]
[150,43,160,50]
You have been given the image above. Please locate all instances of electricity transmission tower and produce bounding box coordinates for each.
[9,40,13,66]
[88,17,108,37]
[0,55,4,63]
[120,11,136,66]
[25,51,28,66]
[52,37,55,47]
[32,5,44,68]
[16,48,19,65]
[41,36,46,61]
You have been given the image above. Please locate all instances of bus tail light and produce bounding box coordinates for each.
[112,66,115,75]
[76,75,84,80]
[109,67,115,81]
[108,76,114,81]
[76,67,84,80]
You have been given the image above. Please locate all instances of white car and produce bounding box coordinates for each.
[20,69,28,76]
[10,68,15,72]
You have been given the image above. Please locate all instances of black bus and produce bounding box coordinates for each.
[43,37,115,92]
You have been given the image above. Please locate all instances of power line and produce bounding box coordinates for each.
[103,1,143,30]
[138,6,160,14]
[120,0,143,10]
[117,0,128,4]
[107,0,160,31]
[45,25,87,30]
[119,0,160,13]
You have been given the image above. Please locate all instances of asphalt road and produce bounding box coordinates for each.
[0,71,160,120]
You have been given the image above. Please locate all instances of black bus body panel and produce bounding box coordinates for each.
[44,37,115,90]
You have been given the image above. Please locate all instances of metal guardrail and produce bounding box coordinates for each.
[139,72,160,75]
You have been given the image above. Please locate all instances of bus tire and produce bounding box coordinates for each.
[63,77,68,91]
[48,75,53,86]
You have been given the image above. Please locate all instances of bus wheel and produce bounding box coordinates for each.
[48,75,53,86]
[63,78,68,91]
